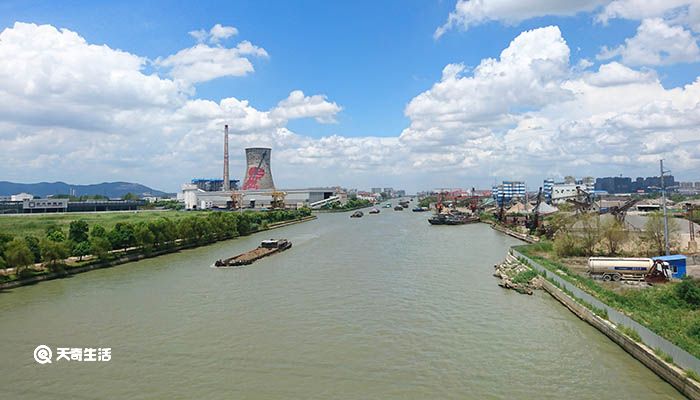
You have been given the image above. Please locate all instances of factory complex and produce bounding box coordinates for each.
[180,125,347,211]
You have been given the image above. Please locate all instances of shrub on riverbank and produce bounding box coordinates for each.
[320,198,372,211]
[0,209,311,281]
[516,244,700,359]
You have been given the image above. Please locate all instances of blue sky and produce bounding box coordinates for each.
[1,1,699,192]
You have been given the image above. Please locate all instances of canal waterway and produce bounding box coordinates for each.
[0,208,683,399]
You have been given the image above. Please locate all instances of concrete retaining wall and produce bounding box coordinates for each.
[513,249,700,398]
[541,279,700,399]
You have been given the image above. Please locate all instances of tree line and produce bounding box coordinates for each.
[549,211,681,258]
[0,209,310,280]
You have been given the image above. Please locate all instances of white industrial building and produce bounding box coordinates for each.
[11,192,33,201]
[181,184,347,210]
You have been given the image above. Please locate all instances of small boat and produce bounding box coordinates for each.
[369,208,380,214]
[351,210,364,218]
[394,206,403,211]
[215,239,292,267]
[383,204,392,208]
[412,207,428,212]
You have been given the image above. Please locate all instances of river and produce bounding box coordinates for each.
[0,208,683,399]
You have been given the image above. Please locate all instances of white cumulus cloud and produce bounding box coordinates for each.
[597,18,700,65]
[435,0,607,38]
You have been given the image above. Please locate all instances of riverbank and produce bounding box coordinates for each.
[510,247,700,399]
[0,215,316,291]
[489,222,540,243]
[540,276,700,399]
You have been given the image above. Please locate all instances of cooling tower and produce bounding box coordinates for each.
[242,148,274,190]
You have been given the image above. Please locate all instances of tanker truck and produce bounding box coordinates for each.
[587,257,672,283]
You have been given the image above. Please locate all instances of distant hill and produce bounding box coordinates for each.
[0,181,173,198]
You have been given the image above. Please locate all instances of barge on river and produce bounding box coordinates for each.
[215,239,292,267]
[428,213,479,225]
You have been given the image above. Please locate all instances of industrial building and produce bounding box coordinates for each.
[191,178,239,192]
[492,181,525,205]
[181,126,347,210]
[181,185,344,210]
[0,198,144,214]
[542,177,595,204]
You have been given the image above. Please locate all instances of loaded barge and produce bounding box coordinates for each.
[215,239,292,267]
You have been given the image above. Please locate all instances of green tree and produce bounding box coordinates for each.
[91,224,107,238]
[601,218,627,255]
[134,223,156,253]
[121,192,139,201]
[23,235,42,263]
[71,241,91,261]
[45,224,64,240]
[578,213,600,256]
[40,239,70,270]
[68,220,90,243]
[90,237,112,261]
[553,231,583,257]
[5,238,35,277]
[108,222,136,251]
[642,212,680,256]
[0,232,14,257]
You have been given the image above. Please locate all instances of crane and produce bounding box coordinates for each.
[608,198,639,224]
[526,187,543,232]
[271,191,287,209]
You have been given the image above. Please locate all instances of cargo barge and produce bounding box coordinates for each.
[428,213,479,225]
[215,239,292,267]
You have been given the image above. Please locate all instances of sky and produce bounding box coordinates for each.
[1,0,699,193]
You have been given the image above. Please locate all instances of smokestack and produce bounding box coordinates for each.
[223,124,230,191]
[242,148,274,190]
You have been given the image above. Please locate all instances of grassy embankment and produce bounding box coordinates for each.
[0,210,189,238]
[0,209,313,285]
[516,241,700,359]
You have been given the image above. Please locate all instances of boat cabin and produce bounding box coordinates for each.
[261,239,288,249]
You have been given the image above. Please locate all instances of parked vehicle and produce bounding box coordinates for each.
[587,257,672,283]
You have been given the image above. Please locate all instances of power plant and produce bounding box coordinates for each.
[180,125,345,210]
[242,148,274,190]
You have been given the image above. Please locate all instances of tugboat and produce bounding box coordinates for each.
[383,203,392,208]
[412,206,428,212]
[215,239,292,267]
[369,208,380,214]
[350,210,364,218]
[394,205,403,211]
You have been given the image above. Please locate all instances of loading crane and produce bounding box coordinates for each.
[526,187,543,232]
[271,191,287,209]
[603,198,639,224]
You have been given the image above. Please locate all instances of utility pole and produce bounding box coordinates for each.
[660,159,670,256]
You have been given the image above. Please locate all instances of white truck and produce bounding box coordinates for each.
[587,257,672,283]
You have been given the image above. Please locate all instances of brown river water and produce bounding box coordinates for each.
[0,210,683,399]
